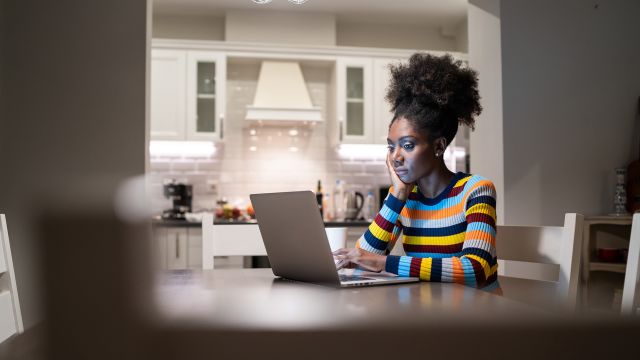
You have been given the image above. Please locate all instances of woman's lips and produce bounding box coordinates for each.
[394,168,409,176]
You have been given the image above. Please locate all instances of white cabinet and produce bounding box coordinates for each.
[372,58,404,144]
[150,49,186,140]
[150,49,226,142]
[336,57,374,144]
[336,57,405,145]
[153,227,203,270]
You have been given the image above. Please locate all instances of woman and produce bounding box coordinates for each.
[333,53,498,289]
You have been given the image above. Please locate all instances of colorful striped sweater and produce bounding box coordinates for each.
[356,172,498,288]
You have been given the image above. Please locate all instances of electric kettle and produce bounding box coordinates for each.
[344,191,364,220]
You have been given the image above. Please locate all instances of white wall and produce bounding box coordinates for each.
[0,0,149,327]
[152,11,464,51]
[454,19,468,53]
[153,14,225,40]
[500,0,640,225]
[336,22,457,51]
[225,10,336,46]
[468,0,505,224]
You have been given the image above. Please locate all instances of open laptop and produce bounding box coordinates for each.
[250,191,420,287]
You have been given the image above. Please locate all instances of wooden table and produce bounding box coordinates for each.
[154,268,548,331]
[148,269,640,359]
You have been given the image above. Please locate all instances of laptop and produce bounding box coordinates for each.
[250,191,420,287]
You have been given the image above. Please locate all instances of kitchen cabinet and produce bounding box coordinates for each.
[150,49,226,142]
[373,57,404,144]
[153,227,202,270]
[336,57,374,144]
[336,57,405,145]
[150,49,186,140]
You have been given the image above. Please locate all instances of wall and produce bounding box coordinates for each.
[152,11,465,52]
[454,19,468,53]
[148,62,391,215]
[500,0,640,225]
[153,14,225,40]
[0,0,149,328]
[226,10,336,46]
[336,22,457,51]
[468,0,505,224]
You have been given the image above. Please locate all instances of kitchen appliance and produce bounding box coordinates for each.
[161,180,193,220]
[245,61,322,124]
[344,190,364,220]
[379,186,390,210]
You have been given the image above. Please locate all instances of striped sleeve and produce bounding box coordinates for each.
[356,191,405,255]
[384,180,498,288]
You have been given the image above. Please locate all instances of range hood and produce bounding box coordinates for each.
[245,61,322,124]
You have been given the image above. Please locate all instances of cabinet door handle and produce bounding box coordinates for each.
[175,233,180,258]
[220,114,224,139]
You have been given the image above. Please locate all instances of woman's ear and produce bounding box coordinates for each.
[434,137,448,156]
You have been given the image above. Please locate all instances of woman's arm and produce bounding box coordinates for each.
[355,190,405,255]
[333,191,405,272]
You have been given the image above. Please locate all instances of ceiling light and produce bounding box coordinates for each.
[249,146,258,152]
[252,0,272,4]
[288,129,299,136]
[288,0,309,4]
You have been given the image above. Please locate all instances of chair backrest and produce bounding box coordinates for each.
[622,213,640,315]
[0,214,24,343]
[496,213,584,309]
[201,214,267,269]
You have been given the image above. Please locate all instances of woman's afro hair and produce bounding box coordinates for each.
[385,53,482,145]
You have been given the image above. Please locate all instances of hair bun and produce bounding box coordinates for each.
[386,53,482,130]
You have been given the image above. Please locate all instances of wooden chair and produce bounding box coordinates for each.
[622,213,640,315]
[0,215,24,343]
[496,213,584,311]
[201,214,267,269]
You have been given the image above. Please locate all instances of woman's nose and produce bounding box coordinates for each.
[392,148,403,166]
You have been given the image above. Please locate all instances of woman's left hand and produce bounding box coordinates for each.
[332,248,386,272]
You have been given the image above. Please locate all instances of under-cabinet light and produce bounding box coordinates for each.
[337,144,387,159]
[149,141,216,158]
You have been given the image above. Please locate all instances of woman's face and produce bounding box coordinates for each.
[387,117,436,184]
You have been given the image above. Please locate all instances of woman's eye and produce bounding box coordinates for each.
[403,143,415,150]
[387,145,394,152]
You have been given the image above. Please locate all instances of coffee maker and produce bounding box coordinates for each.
[161,180,193,220]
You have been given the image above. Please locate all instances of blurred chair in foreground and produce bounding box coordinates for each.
[622,213,640,315]
[0,214,24,344]
[497,213,584,311]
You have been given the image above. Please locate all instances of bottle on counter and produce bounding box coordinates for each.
[363,191,376,222]
[316,180,324,218]
[323,192,333,221]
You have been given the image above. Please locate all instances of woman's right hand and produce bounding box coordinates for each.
[386,153,413,200]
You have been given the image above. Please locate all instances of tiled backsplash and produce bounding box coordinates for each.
[149,63,391,214]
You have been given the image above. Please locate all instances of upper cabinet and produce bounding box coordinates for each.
[336,56,405,145]
[150,49,186,140]
[151,49,226,141]
[372,57,404,145]
[336,57,374,144]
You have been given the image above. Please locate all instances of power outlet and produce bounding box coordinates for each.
[206,180,218,195]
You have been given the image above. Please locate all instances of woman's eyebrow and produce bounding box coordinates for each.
[387,135,417,143]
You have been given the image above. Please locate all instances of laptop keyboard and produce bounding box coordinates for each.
[339,274,375,282]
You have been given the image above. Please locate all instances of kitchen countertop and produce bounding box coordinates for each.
[152,217,371,228]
